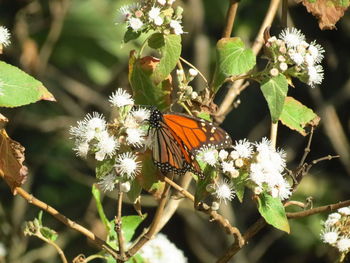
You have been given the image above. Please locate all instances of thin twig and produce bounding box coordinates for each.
[269,122,278,149]
[284,200,306,208]
[162,176,243,245]
[222,0,240,38]
[281,0,288,27]
[38,0,70,74]
[298,127,314,167]
[126,182,171,258]
[115,190,125,262]
[35,234,68,263]
[217,0,281,121]
[179,57,208,85]
[13,186,121,260]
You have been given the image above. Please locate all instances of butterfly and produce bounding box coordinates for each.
[148,108,232,176]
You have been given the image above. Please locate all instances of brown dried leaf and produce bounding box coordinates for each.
[0,129,28,194]
[296,0,349,30]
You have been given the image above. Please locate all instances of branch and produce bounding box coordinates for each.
[115,190,125,262]
[126,182,171,258]
[217,0,281,121]
[222,0,240,38]
[162,176,244,246]
[14,187,121,260]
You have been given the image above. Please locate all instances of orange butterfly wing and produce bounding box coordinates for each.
[163,113,232,153]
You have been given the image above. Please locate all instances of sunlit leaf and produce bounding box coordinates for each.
[257,192,290,233]
[212,37,256,93]
[280,97,320,136]
[232,171,249,203]
[92,184,110,231]
[0,62,55,107]
[260,74,288,123]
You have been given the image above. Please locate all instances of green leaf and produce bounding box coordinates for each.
[92,184,110,231]
[95,159,115,179]
[0,61,55,107]
[137,152,165,199]
[129,52,171,111]
[152,34,181,84]
[148,33,165,49]
[40,226,58,242]
[124,28,141,43]
[257,192,290,233]
[232,171,249,203]
[122,215,146,243]
[195,166,216,204]
[280,97,320,136]
[211,37,256,93]
[260,74,288,123]
[127,179,142,203]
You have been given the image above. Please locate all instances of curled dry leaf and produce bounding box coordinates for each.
[0,127,28,194]
[296,0,349,30]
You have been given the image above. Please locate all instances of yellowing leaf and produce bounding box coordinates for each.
[297,0,349,30]
[280,97,320,136]
[0,128,28,194]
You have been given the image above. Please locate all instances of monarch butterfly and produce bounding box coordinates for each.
[148,108,232,176]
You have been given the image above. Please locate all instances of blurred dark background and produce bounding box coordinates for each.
[0,0,349,262]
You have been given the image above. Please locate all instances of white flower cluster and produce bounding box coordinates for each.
[70,88,150,192]
[0,26,11,47]
[138,233,188,263]
[117,0,184,35]
[200,137,291,206]
[176,68,200,105]
[266,27,325,88]
[321,207,350,254]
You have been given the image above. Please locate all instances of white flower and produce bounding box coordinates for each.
[98,173,117,192]
[289,50,304,65]
[279,28,305,48]
[149,7,161,20]
[126,128,145,147]
[189,68,198,77]
[115,152,141,179]
[116,5,133,23]
[109,88,134,107]
[0,26,11,47]
[321,227,339,245]
[338,207,350,216]
[131,108,150,123]
[138,233,187,263]
[154,16,164,26]
[270,178,291,200]
[324,213,341,227]
[308,41,324,64]
[168,0,176,4]
[222,161,235,174]
[307,65,324,88]
[157,0,166,5]
[74,141,90,158]
[129,17,143,31]
[219,150,229,160]
[213,178,235,204]
[95,131,118,161]
[337,237,350,252]
[233,139,253,158]
[249,162,266,186]
[70,112,106,143]
[279,62,288,71]
[198,147,218,166]
[170,20,184,35]
[120,181,131,192]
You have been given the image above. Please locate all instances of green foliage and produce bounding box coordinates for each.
[280,97,320,136]
[232,171,249,203]
[95,159,115,179]
[127,179,142,203]
[260,74,288,123]
[151,34,182,84]
[124,28,142,43]
[211,37,256,93]
[129,52,171,111]
[195,165,216,204]
[37,211,58,242]
[257,192,290,233]
[92,185,110,231]
[0,62,55,107]
[122,215,146,243]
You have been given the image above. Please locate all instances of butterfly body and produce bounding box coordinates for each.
[148,108,232,176]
